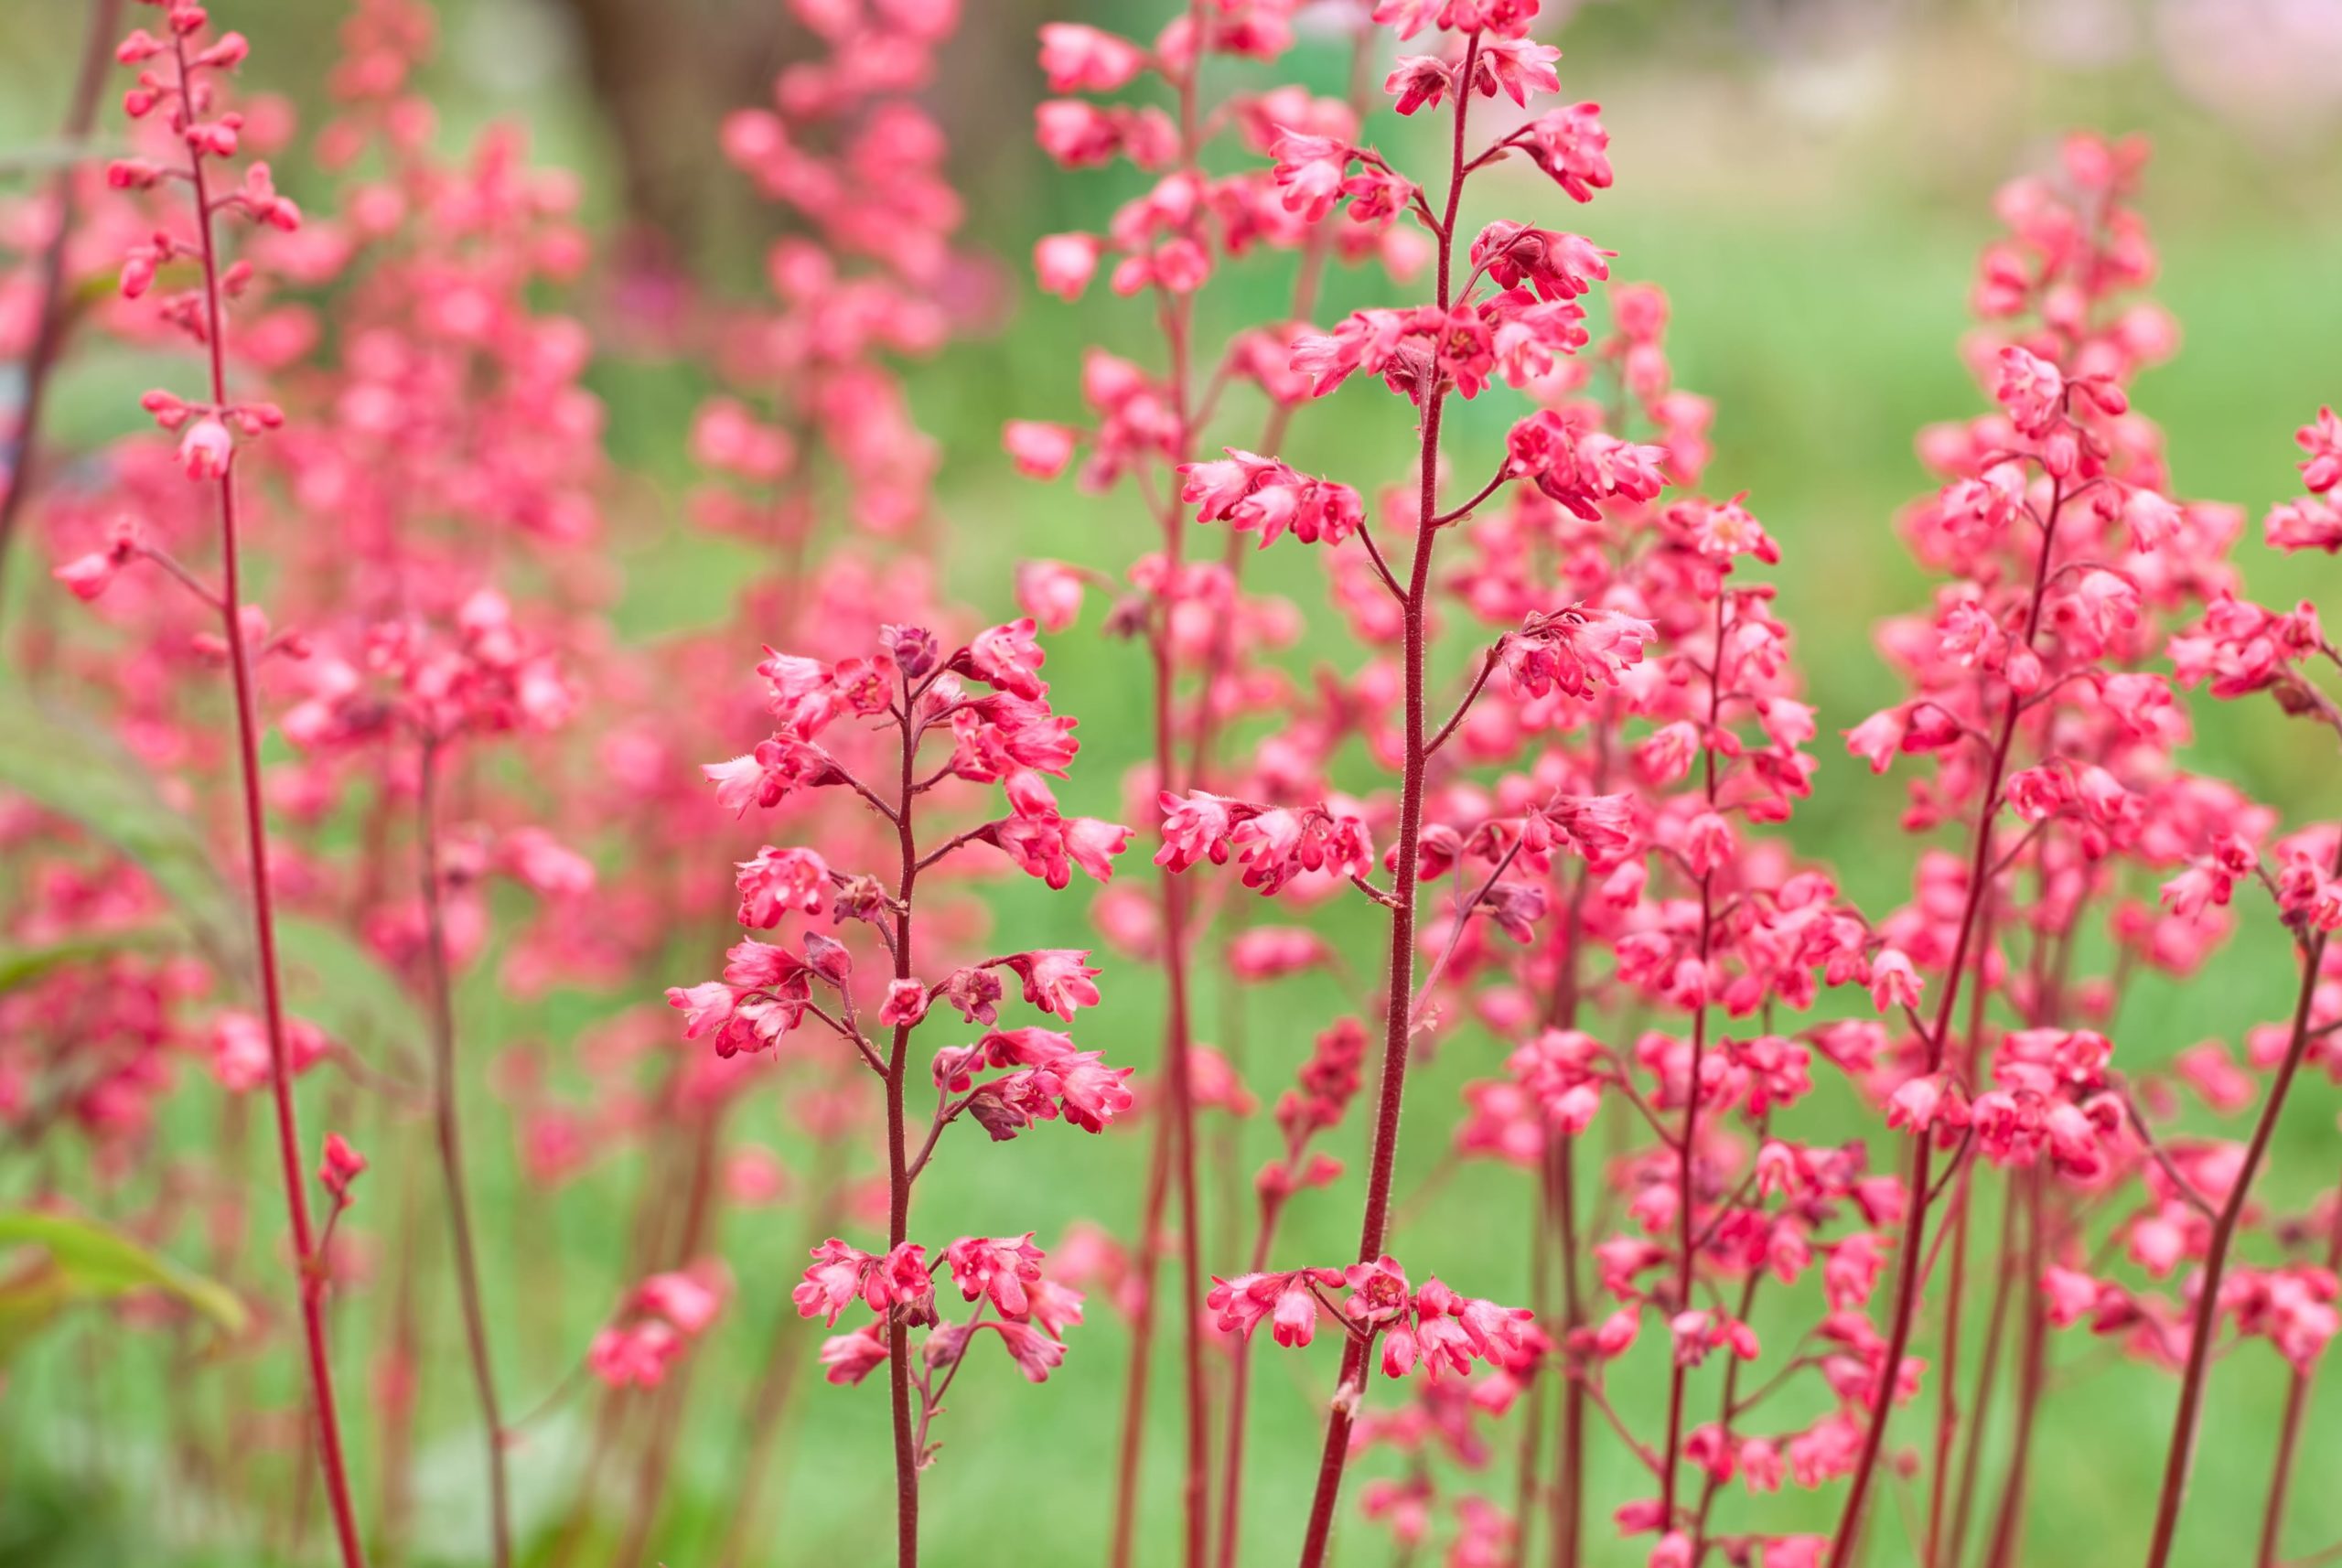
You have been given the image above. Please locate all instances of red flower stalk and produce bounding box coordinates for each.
[102,5,368,1563]
[667,618,1133,1565]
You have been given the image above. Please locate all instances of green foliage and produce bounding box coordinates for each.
[0,1209,246,1366]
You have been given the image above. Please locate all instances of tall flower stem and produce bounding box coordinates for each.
[1982,1173,2047,1568]
[2142,864,2338,1568]
[1828,473,2070,1562]
[1122,9,1215,1563]
[1293,40,1477,1564]
[1109,1122,1174,1568]
[1925,905,1997,1566]
[1942,1172,2020,1568]
[0,0,123,625]
[1658,590,1727,1521]
[172,30,367,1568]
[416,738,512,1568]
[1211,1199,1284,1568]
[887,687,925,1568]
[2256,1155,2342,1566]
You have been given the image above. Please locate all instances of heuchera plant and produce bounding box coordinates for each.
[667,612,1133,1565]
[7,2,2342,1566]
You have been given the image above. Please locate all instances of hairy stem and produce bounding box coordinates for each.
[888,696,924,1568]
[1828,474,2072,1562]
[175,31,369,1568]
[2142,882,2337,1568]
[417,741,512,1568]
[1293,39,1478,1565]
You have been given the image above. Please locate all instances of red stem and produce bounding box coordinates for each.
[417,740,513,1568]
[1659,591,1728,1524]
[1828,474,2072,1563]
[1131,12,1215,1563]
[888,693,924,1568]
[1293,39,1477,1566]
[1983,1172,2048,1568]
[1109,1120,1172,1568]
[1925,905,1998,1565]
[2142,887,2337,1568]
[2256,1170,2342,1566]
[1212,1195,1285,1568]
[174,31,369,1568]
[1944,1172,2021,1568]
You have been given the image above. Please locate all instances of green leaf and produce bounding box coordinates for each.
[0,929,167,993]
[0,1209,247,1359]
[0,681,242,967]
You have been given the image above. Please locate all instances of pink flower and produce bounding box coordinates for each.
[1004,950,1103,1020]
[958,618,1048,699]
[178,416,234,480]
[1474,222,1610,303]
[1472,38,1563,106]
[1033,233,1101,300]
[1994,345,2065,436]
[1004,420,1078,479]
[880,979,930,1028]
[639,1271,725,1337]
[318,1133,366,1203]
[589,1322,682,1389]
[1522,102,1613,201]
[992,1319,1068,1382]
[818,1324,889,1386]
[1037,23,1145,92]
[1867,949,1922,1015]
[1015,559,1088,631]
[1156,790,1245,871]
[2298,405,2342,493]
[736,846,831,927]
[1180,449,1363,547]
[1501,605,1656,697]
[943,1233,1047,1317]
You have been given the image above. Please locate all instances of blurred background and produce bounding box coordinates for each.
[4,0,2342,1563]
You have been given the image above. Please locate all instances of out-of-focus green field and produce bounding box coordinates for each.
[5,1,2342,1563]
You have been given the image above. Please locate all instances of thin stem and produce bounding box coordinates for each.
[1109,1119,1174,1568]
[2142,857,2339,1568]
[173,30,368,1568]
[887,695,924,1568]
[1294,38,1477,1566]
[1944,1173,2022,1568]
[1660,589,1729,1520]
[417,740,512,1568]
[1829,471,2073,1563]
[1213,1195,1286,1568]
[1425,644,1503,757]
[1925,904,1997,1568]
[2257,1164,2342,1566]
[1983,1172,2048,1568]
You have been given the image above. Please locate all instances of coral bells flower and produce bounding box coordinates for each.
[1504,412,1666,519]
[1003,950,1104,1020]
[735,846,832,927]
[317,1133,367,1204]
[1499,604,1656,698]
[1471,222,1610,303]
[1180,449,1364,548]
[178,415,235,480]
